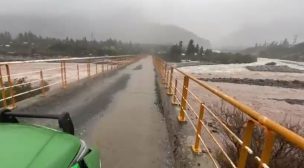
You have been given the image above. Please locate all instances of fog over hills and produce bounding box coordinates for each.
[0,14,210,47]
[220,18,304,50]
[1,0,304,49]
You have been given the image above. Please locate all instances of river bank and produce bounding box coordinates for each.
[178,58,304,122]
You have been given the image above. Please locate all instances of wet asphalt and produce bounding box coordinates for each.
[14,56,174,168]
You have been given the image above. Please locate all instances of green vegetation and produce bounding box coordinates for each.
[165,39,257,64]
[242,39,304,61]
[213,103,304,168]
[166,41,183,62]
[200,52,257,64]
[0,31,167,57]
[0,78,49,107]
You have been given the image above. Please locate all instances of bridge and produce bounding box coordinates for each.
[0,55,303,168]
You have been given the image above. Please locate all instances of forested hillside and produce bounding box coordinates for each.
[242,39,304,61]
[0,32,168,57]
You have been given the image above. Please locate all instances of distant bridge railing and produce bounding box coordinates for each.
[0,55,140,109]
[153,57,304,168]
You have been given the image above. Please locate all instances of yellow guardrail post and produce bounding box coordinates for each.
[237,120,255,168]
[161,62,164,81]
[63,61,67,87]
[166,70,170,89]
[87,63,91,77]
[162,63,167,84]
[60,61,64,88]
[95,63,98,75]
[60,61,67,88]
[164,63,167,78]
[0,66,7,108]
[192,103,205,153]
[178,75,189,122]
[258,129,276,168]
[172,78,178,105]
[167,67,173,95]
[77,64,80,81]
[5,64,15,108]
[40,70,46,96]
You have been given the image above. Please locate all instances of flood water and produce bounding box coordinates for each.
[180,58,304,74]
[177,58,304,123]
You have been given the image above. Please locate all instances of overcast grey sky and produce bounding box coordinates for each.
[1,0,304,48]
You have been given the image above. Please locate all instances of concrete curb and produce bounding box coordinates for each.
[155,72,214,168]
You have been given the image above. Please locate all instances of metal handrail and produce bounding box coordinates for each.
[0,55,139,108]
[0,55,133,65]
[153,56,304,168]
[174,68,304,149]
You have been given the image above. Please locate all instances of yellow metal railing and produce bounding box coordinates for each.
[0,55,140,109]
[153,57,304,168]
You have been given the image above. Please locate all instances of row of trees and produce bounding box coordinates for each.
[242,38,304,61]
[167,39,256,64]
[167,39,207,62]
[253,38,291,49]
[0,32,152,57]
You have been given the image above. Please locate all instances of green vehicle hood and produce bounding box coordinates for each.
[0,123,81,168]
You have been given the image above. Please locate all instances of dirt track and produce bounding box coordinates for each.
[14,56,174,168]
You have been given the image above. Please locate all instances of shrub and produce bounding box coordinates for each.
[200,53,257,64]
[212,103,304,168]
[0,78,49,107]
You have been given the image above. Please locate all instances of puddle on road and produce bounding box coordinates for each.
[73,74,131,134]
[133,64,143,70]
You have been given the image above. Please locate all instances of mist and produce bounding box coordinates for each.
[1,0,304,49]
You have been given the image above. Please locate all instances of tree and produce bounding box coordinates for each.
[186,39,196,60]
[205,49,213,56]
[199,46,204,55]
[195,44,199,53]
[281,38,290,48]
[178,41,183,54]
[168,44,181,62]
[0,32,12,43]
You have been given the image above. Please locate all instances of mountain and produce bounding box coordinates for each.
[219,19,304,49]
[241,41,304,62]
[0,15,210,47]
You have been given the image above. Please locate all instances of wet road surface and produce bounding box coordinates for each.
[15,56,173,167]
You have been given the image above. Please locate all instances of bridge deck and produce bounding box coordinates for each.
[15,56,173,167]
